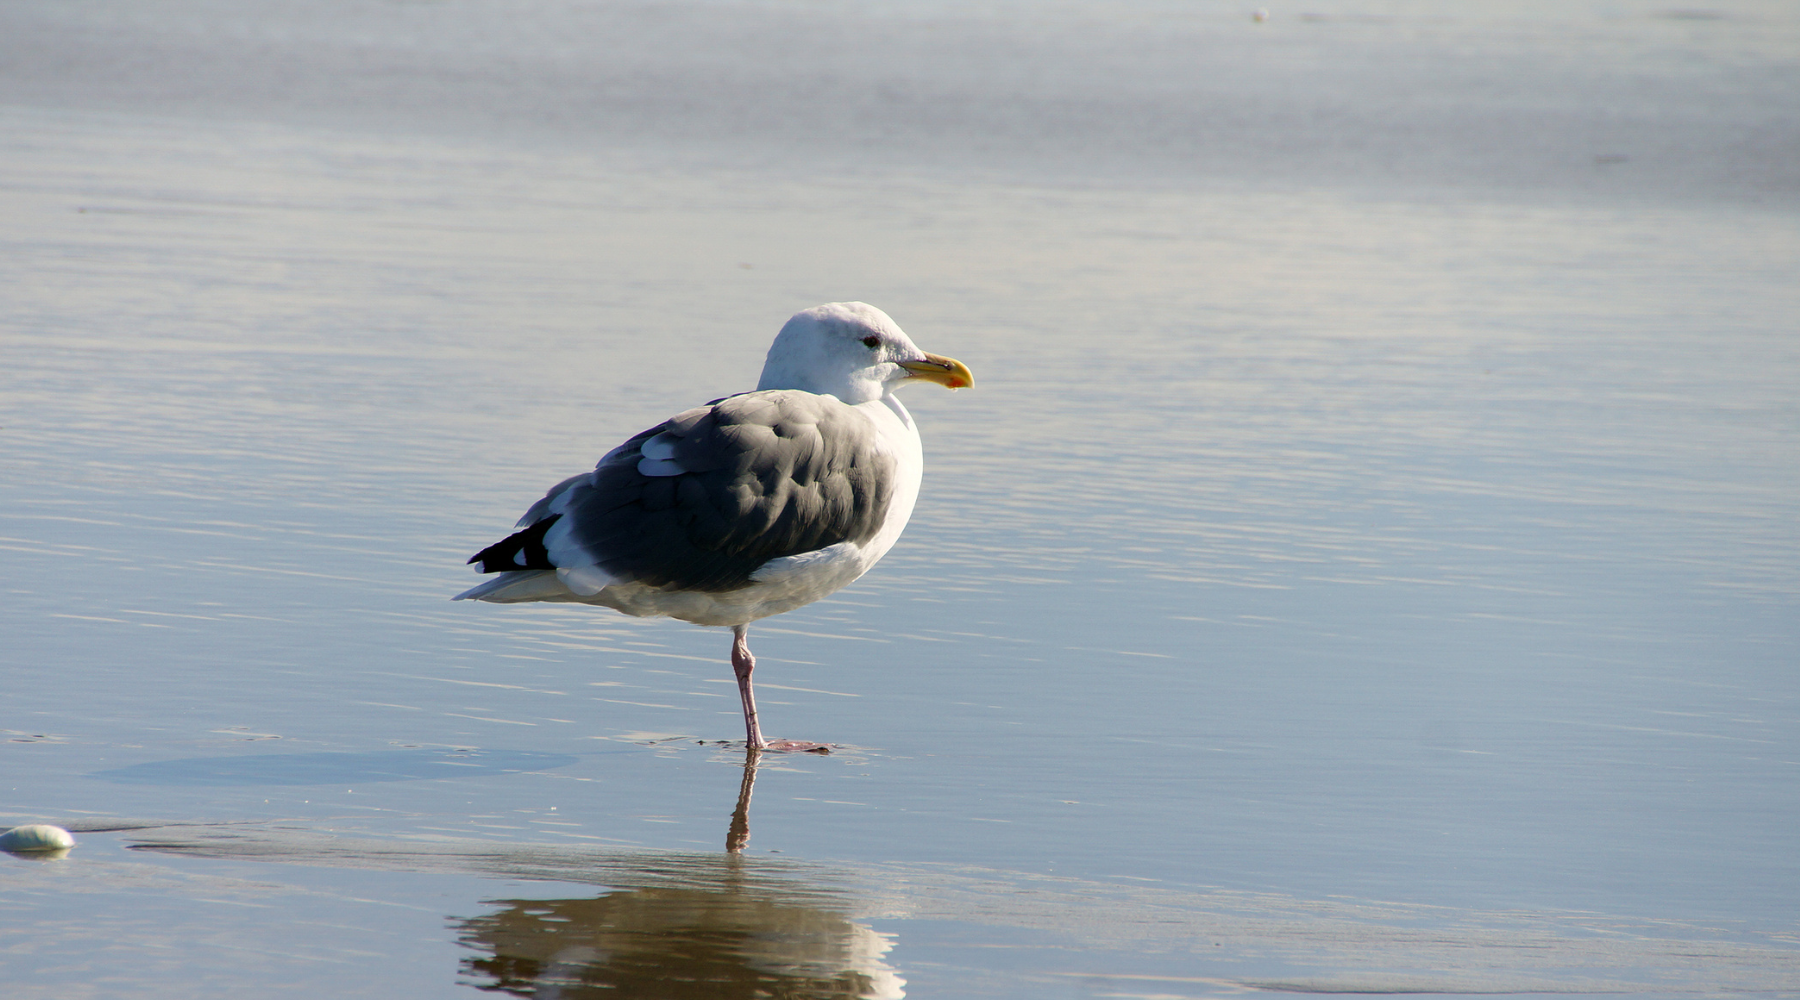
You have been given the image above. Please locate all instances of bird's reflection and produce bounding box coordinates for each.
[726,747,759,855]
[455,749,904,999]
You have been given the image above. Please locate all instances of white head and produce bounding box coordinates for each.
[757,302,972,405]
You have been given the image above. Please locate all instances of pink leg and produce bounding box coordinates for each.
[729,625,830,753]
[730,625,767,750]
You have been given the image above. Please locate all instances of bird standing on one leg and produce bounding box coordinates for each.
[456,302,972,751]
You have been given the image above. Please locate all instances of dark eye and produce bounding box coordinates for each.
[861,336,880,348]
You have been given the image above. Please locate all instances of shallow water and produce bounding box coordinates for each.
[3,1,1798,996]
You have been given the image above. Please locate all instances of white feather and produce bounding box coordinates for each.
[639,433,678,461]
[557,565,613,596]
[453,570,564,602]
[636,457,686,476]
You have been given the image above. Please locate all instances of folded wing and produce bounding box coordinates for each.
[468,390,898,594]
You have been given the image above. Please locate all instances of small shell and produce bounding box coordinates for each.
[0,824,76,853]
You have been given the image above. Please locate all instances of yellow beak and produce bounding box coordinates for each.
[898,353,974,390]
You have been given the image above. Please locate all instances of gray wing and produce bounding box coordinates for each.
[475,390,896,593]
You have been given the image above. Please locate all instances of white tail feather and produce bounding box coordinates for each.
[452,570,569,603]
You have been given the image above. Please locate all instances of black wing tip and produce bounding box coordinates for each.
[469,514,563,574]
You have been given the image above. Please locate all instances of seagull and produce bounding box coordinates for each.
[456,303,973,751]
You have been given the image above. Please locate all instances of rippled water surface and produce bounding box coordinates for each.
[3,1,1798,996]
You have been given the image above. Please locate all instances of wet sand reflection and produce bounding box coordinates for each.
[110,744,1800,996]
[118,749,905,998]
[457,888,901,999]
[454,749,903,999]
